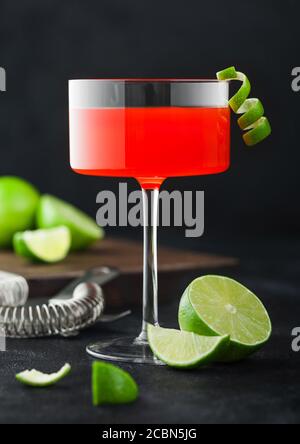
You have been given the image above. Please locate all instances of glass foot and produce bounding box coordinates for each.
[86,336,165,365]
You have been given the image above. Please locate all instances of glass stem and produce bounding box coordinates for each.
[138,187,160,342]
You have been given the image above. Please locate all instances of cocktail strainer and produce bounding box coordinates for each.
[0,267,129,339]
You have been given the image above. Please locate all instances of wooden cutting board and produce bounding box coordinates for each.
[0,237,238,309]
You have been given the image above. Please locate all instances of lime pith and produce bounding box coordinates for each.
[178,275,272,362]
[217,66,271,146]
[16,363,71,387]
[148,325,229,368]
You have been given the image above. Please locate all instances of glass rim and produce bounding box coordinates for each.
[69,79,229,108]
[68,78,228,84]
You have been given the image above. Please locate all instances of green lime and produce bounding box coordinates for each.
[16,363,71,387]
[242,117,272,147]
[0,176,40,248]
[37,195,104,251]
[148,325,229,369]
[237,98,265,130]
[13,226,71,263]
[217,66,271,146]
[217,67,251,113]
[92,361,139,406]
[179,275,272,362]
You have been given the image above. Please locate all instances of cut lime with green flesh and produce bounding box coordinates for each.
[13,226,71,263]
[179,276,272,362]
[37,195,104,251]
[148,325,229,369]
[92,362,139,406]
[16,363,71,387]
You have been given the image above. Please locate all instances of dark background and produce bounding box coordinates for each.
[1,0,300,425]
[0,0,298,251]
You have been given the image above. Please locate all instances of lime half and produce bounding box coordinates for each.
[37,195,104,251]
[92,362,139,406]
[179,275,272,361]
[148,325,229,368]
[13,226,71,263]
[16,363,71,387]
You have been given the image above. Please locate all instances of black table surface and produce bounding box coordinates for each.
[1,236,300,425]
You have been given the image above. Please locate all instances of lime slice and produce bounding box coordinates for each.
[148,325,229,369]
[92,362,139,406]
[13,226,71,263]
[179,275,272,362]
[37,195,104,251]
[16,363,71,387]
[217,66,271,146]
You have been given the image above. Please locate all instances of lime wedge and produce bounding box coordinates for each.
[148,325,229,368]
[179,275,272,362]
[37,195,104,251]
[13,226,71,263]
[92,362,139,406]
[16,363,71,387]
[217,66,271,146]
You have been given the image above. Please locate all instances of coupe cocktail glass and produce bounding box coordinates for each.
[69,79,230,364]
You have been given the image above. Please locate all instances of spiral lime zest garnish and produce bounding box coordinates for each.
[217,67,271,146]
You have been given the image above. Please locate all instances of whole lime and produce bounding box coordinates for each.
[0,177,40,248]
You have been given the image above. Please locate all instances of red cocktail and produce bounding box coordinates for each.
[70,106,230,189]
[69,79,230,364]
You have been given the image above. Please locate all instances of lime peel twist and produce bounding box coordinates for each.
[217,67,271,147]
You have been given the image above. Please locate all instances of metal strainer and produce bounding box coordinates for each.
[0,267,129,339]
